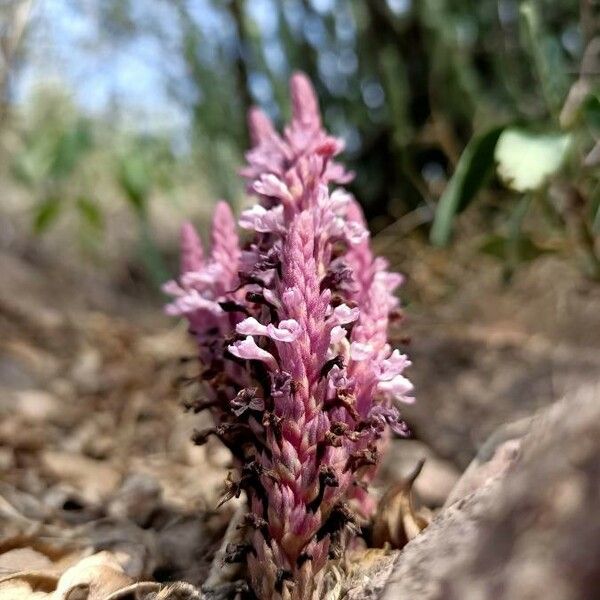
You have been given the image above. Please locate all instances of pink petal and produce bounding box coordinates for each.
[236,317,269,337]
[379,349,412,380]
[330,303,360,326]
[228,336,278,369]
[330,325,347,345]
[344,220,369,245]
[247,106,276,145]
[253,174,294,205]
[290,71,320,128]
[350,342,374,361]
[180,222,204,274]
[267,319,301,342]
[378,375,414,402]
[161,280,184,297]
[239,204,284,233]
[165,290,223,316]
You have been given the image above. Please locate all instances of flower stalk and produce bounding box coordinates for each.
[164,73,413,600]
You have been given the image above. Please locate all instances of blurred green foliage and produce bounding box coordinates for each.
[6,0,599,282]
[12,88,96,235]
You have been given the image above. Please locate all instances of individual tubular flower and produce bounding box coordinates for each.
[164,73,412,600]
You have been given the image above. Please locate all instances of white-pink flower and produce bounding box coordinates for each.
[376,350,414,403]
[329,325,348,345]
[350,341,374,361]
[253,174,295,205]
[267,319,301,342]
[329,303,360,326]
[236,317,301,342]
[228,336,278,370]
[239,204,285,233]
[165,289,223,317]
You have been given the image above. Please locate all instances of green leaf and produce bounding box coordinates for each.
[480,234,553,263]
[117,155,150,215]
[519,2,569,116]
[430,126,505,246]
[12,137,55,187]
[76,197,104,231]
[479,234,506,260]
[506,195,532,269]
[583,94,600,134]
[592,186,600,235]
[495,129,571,192]
[50,120,92,180]
[33,197,62,233]
[138,220,169,288]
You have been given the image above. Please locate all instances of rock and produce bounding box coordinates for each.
[0,547,53,572]
[12,390,62,423]
[108,473,162,527]
[374,382,600,600]
[444,416,528,507]
[379,479,499,600]
[41,451,121,504]
[54,552,134,600]
[402,323,600,469]
[444,383,600,600]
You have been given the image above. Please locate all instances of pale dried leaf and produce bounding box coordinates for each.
[0,572,57,600]
[103,581,161,600]
[151,581,203,600]
[41,452,121,504]
[54,552,133,600]
[372,460,431,548]
[0,578,52,600]
[0,548,53,573]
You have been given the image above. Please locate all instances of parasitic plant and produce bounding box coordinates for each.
[164,73,413,600]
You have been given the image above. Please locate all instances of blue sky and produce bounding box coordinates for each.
[16,0,194,130]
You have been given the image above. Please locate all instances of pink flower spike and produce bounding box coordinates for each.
[211,201,240,275]
[228,336,278,370]
[290,71,320,128]
[164,72,413,600]
[180,222,204,274]
[247,106,276,145]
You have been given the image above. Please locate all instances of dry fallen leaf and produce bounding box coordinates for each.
[54,552,133,600]
[0,572,57,600]
[0,548,53,573]
[41,452,121,505]
[372,459,432,548]
[150,582,203,600]
[0,577,52,600]
[102,581,160,600]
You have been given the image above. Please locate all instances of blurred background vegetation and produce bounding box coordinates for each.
[0,0,598,290]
